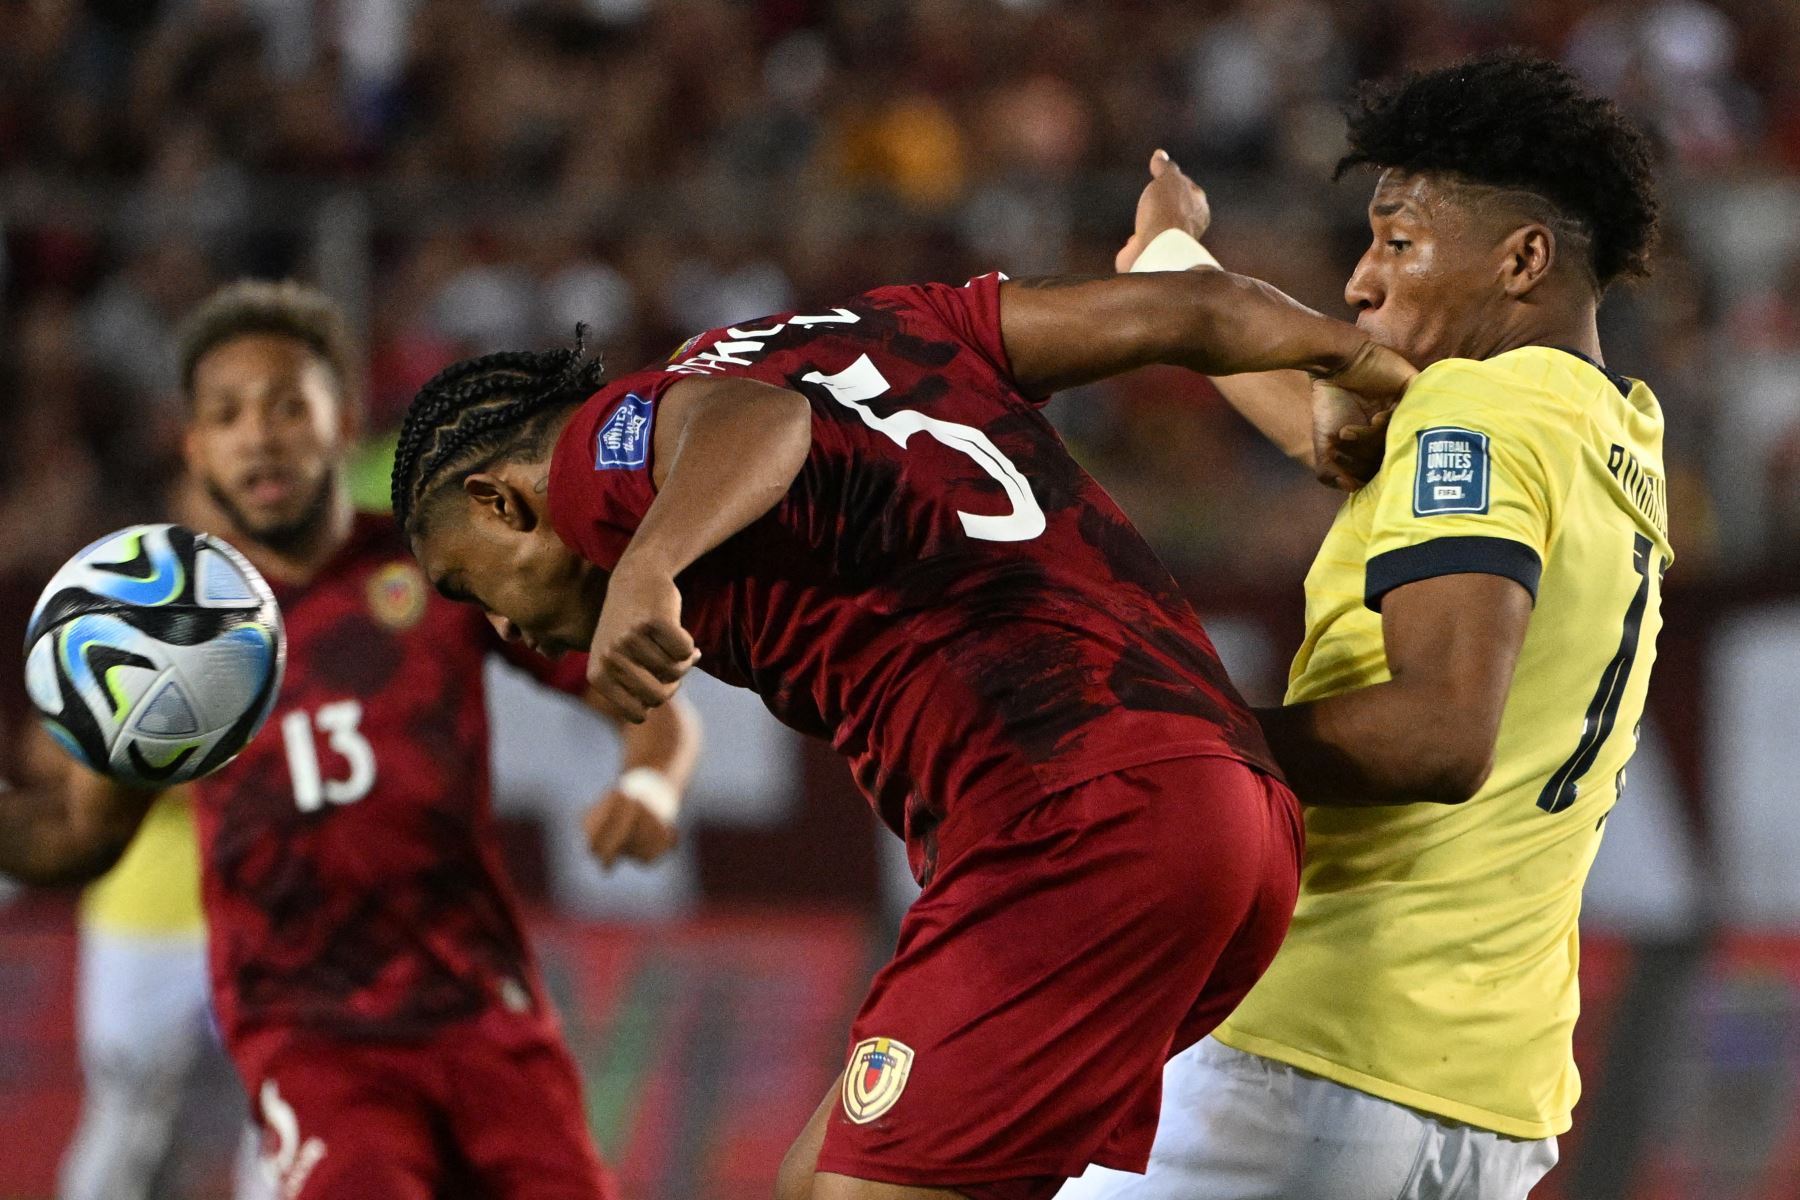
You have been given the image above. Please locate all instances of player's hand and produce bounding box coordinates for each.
[1309,341,1414,490]
[1312,384,1393,490]
[1116,149,1212,272]
[586,560,700,724]
[583,788,679,868]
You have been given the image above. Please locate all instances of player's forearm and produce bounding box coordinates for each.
[619,379,812,583]
[0,781,144,887]
[1256,685,1496,808]
[615,694,700,790]
[1000,271,1372,395]
[1125,248,1317,466]
[1212,371,1316,466]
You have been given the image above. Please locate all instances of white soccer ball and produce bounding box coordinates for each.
[24,524,286,787]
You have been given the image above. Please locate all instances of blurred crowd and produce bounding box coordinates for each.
[2,0,1799,611]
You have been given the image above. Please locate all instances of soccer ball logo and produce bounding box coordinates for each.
[24,524,286,787]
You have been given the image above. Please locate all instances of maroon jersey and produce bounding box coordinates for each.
[192,514,585,1043]
[548,273,1276,881]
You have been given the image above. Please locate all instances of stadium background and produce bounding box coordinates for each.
[1,0,1799,1196]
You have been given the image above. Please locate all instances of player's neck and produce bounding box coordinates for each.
[187,487,359,587]
[249,493,357,586]
[1483,304,1602,365]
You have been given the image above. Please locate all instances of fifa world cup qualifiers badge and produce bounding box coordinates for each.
[841,1036,915,1125]
[595,393,653,470]
[1413,427,1491,516]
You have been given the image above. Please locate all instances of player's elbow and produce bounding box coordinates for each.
[3,839,129,889]
[1411,749,1495,805]
[1400,720,1497,805]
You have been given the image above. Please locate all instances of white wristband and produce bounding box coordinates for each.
[1129,228,1221,273]
[617,767,679,825]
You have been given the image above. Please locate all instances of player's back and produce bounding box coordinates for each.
[1217,346,1670,1139]
[192,514,568,1045]
[550,274,1275,876]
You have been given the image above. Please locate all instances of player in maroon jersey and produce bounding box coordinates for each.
[389,268,1412,1200]
[0,280,700,1199]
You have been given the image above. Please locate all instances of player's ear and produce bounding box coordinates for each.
[463,472,539,533]
[1498,224,1554,299]
[180,421,205,476]
[332,386,364,447]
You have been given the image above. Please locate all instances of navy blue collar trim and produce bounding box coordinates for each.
[1551,345,1632,398]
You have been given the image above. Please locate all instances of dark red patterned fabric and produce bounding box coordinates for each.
[549,274,1277,884]
[192,513,587,1044]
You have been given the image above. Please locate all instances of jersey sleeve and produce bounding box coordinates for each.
[491,635,591,697]
[546,375,680,570]
[1363,362,1574,612]
[903,272,1021,397]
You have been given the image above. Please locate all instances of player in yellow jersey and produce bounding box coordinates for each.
[1063,53,1665,1200]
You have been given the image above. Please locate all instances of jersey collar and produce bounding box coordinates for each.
[1550,345,1633,399]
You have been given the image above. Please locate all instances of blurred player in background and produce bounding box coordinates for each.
[0,280,700,1200]
[2,722,242,1200]
[1063,52,1665,1200]
[52,776,255,1200]
[46,474,275,1200]
[391,263,1411,1198]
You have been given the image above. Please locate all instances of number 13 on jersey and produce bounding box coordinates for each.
[281,700,377,812]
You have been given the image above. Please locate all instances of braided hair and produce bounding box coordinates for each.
[392,328,605,534]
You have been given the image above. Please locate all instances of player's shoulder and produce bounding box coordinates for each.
[551,369,664,480]
[1403,348,1609,437]
[299,511,447,632]
[1414,346,1640,409]
[352,509,406,553]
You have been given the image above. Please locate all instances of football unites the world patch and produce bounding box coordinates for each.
[1413,426,1491,516]
[595,393,653,470]
[841,1036,914,1125]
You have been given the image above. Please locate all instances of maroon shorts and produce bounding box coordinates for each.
[816,754,1302,1200]
[235,1010,615,1200]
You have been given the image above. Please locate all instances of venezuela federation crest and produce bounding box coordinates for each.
[841,1036,914,1125]
[367,561,428,630]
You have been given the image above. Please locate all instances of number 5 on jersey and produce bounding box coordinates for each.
[802,355,1046,542]
[281,700,377,812]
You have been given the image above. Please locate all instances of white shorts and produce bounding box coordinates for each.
[75,928,214,1078]
[1057,1038,1559,1200]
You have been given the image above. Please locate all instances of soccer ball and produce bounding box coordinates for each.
[24,524,286,787]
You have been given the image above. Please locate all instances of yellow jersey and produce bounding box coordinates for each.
[1216,345,1670,1139]
[81,788,204,938]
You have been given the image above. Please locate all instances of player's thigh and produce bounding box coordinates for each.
[1064,1038,1447,1200]
[814,1174,974,1200]
[248,1052,441,1200]
[1404,1123,1558,1200]
[776,1081,836,1200]
[445,1033,616,1199]
[778,1080,971,1200]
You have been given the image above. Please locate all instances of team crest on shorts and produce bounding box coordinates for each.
[841,1036,914,1125]
[368,561,428,630]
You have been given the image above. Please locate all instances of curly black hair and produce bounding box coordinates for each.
[176,279,360,406]
[391,330,604,533]
[1336,51,1659,289]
